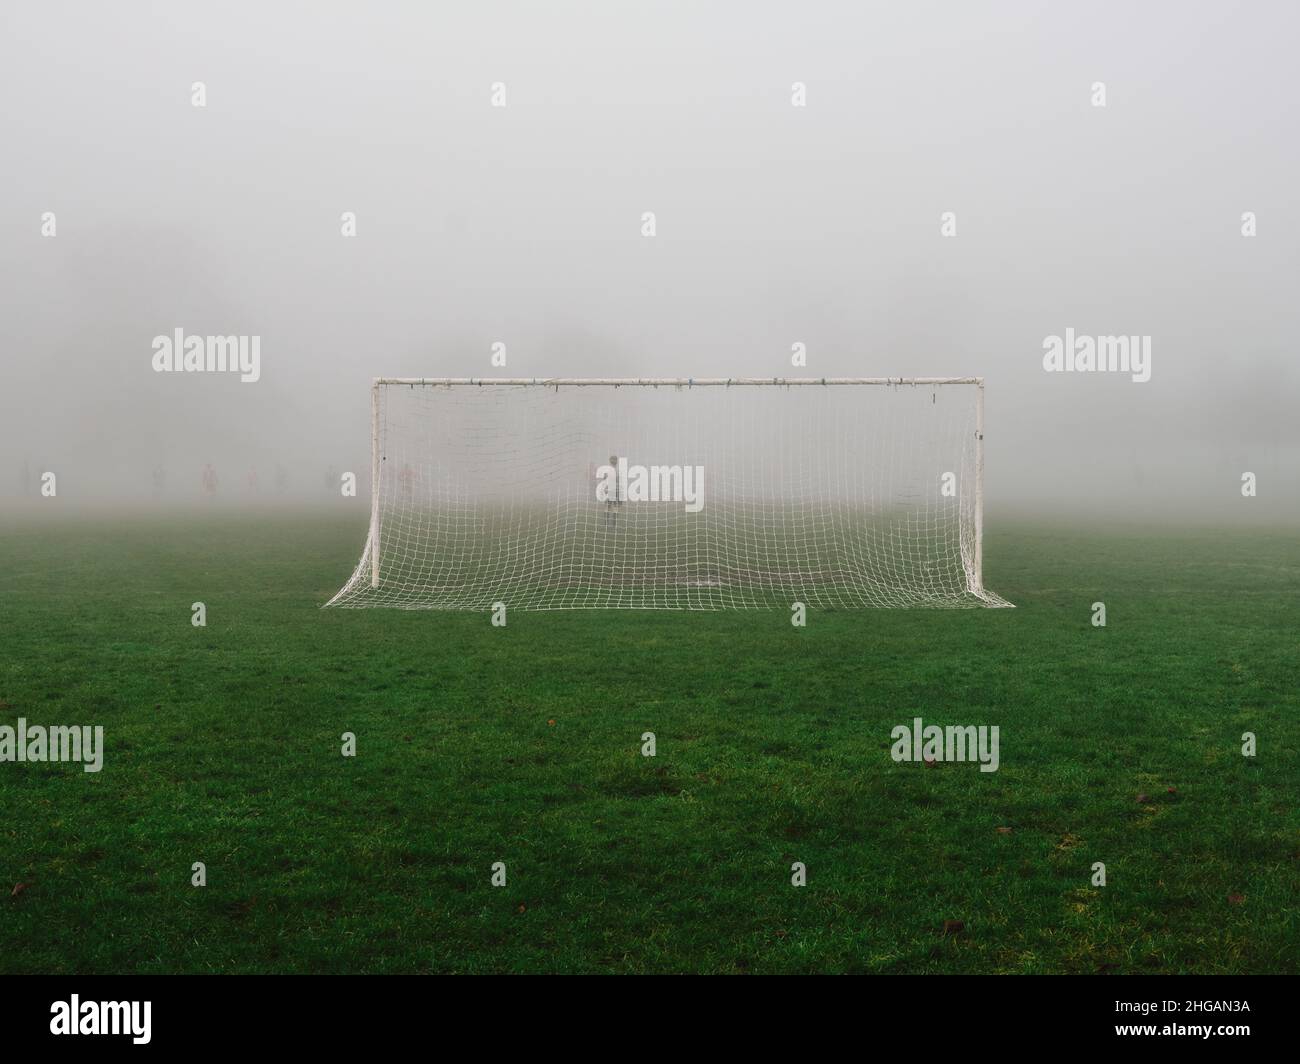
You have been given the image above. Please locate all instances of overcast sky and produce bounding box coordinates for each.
[1,1,1296,519]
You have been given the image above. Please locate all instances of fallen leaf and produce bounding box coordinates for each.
[1227,893,1245,906]
[11,882,31,898]
[942,919,965,936]
[547,719,556,727]
[517,903,527,914]
[996,826,1013,835]
[1166,786,1178,795]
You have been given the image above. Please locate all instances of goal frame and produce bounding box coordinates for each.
[363,376,989,599]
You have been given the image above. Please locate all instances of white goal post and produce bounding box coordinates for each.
[326,378,1012,610]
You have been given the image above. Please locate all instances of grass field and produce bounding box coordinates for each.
[1,510,1296,974]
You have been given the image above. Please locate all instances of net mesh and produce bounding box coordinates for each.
[326,381,1012,610]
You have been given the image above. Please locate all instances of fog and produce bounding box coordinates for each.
[2,1,1297,522]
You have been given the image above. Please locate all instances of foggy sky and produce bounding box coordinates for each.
[2,1,1297,520]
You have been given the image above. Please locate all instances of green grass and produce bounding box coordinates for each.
[0,510,1296,973]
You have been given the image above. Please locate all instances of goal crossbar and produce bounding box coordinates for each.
[375,377,983,387]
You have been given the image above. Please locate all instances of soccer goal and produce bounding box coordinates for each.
[325,378,1012,610]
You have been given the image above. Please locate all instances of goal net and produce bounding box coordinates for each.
[326,378,1012,610]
